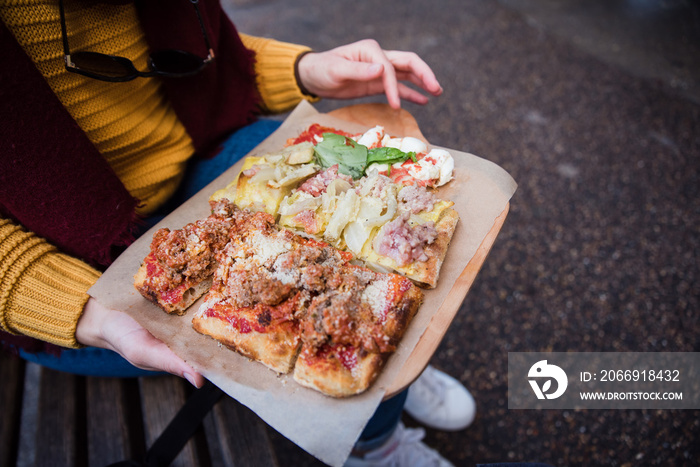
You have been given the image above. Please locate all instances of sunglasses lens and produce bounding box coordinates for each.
[70,52,137,79]
[149,50,204,76]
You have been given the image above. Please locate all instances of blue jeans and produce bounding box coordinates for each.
[15,118,404,446]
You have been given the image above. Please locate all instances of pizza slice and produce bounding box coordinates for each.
[292,124,455,188]
[356,184,460,289]
[191,280,307,374]
[134,202,237,314]
[210,143,319,216]
[293,266,423,397]
[191,209,354,374]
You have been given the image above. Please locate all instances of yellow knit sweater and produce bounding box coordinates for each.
[0,1,316,348]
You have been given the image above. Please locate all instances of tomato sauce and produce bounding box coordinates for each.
[203,290,301,334]
[204,306,257,334]
[311,343,358,371]
[286,123,352,145]
[338,345,358,371]
[162,283,187,305]
[145,255,158,277]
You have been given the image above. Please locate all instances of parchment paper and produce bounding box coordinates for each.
[89,101,517,466]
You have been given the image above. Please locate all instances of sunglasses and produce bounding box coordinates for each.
[59,0,215,82]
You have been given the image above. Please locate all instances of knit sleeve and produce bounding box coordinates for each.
[239,34,320,113]
[0,218,101,349]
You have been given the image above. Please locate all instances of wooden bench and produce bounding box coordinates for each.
[0,352,280,467]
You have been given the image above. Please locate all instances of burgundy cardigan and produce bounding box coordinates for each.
[0,0,260,352]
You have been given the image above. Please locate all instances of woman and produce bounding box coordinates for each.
[0,1,473,465]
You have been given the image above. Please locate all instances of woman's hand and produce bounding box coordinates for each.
[76,298,205,388]
[296,39,443,109]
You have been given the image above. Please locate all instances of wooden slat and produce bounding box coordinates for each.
[0,353,25,467]
[201,409,226,467]
[34,367,81,467]
[2,358,279,467]
[203,397,279,467]
[86,377,142,466]
[139,375,200,467]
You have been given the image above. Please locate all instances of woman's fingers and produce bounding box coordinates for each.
[296,39,443,108]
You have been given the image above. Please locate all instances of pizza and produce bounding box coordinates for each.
[287,124,455,188]
[133,204,239,314]
[293,268,423,396]
[134,123,459,397]
[191,211,312,374]
[216,124,460,288]
[136,201,423,397]
[189,207,423,396]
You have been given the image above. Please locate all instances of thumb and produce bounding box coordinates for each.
[101,310,206,388]
[133,333,205,388]
[155,347,206,389]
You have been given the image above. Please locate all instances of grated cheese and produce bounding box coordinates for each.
[361,277,390,320]
[249,231,291,265]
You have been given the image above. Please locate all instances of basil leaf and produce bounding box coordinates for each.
[314,133,367,179]
[367,147,416,166]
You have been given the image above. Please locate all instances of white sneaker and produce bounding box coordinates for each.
[344,422,453,467]
[403,365,476,431]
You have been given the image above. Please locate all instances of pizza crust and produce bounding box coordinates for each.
[293,345,386,398]
[192,304,302,374]
[413,207,460,288]
[382,276,425,339]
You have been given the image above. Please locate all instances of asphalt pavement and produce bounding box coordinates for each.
[224,1,700,465]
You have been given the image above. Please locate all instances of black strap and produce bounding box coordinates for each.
[110,381,225,467]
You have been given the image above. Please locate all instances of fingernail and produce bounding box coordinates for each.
[368,63,382,74]
[184,372,199,388]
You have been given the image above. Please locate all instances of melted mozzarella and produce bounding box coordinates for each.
[402,148,455,186]
[356,126,385,148]
[366,163,389,174]
[399,137,428,154]
[426,149,455,186]
[383,137,403,149]
[407,159,440,182]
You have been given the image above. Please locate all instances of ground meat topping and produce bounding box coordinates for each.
[150,218,230,282]
[224,269,295,308]
[297,165,352,197]
[147,204,409,355]
[374,213,438,267]
[296,266,395,353]
[398,184,438,214]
